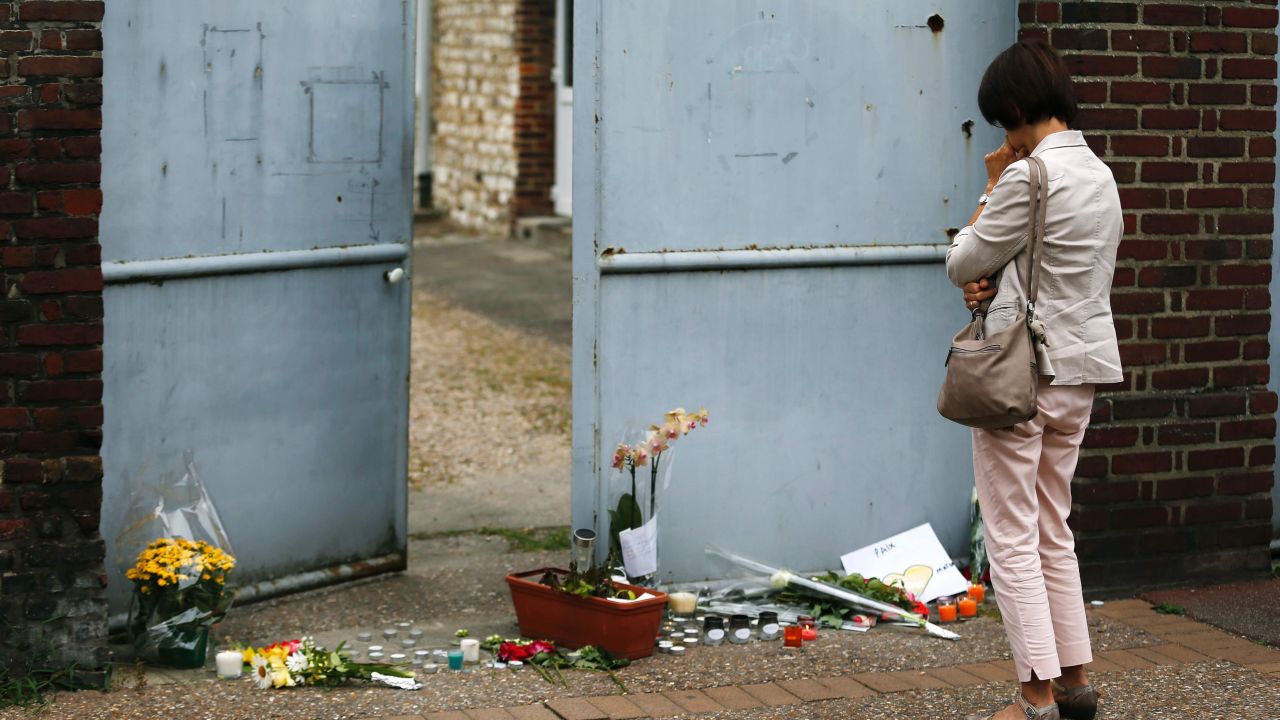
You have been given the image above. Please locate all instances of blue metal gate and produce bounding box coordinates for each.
[100,2,414,616]
[573,1,1017,581]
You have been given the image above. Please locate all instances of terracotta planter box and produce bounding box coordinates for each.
[506,568,667,660]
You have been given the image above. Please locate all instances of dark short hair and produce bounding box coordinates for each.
[977,38,1078,129]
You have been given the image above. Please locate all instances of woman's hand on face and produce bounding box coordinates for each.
[963,277,997,311]
[983,140,1026,191]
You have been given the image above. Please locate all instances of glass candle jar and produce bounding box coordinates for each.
[758,611,780,640]
[571,528,597,576]
[782,624,803,648]
[703,616,726,646]
[447,649,464,670]
[958,595,979,618]
[937,597,958,623]
[967,583,987,604]
[729,614,751,644]
[797,615,818,641]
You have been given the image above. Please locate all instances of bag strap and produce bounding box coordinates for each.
[1024,156,1049,313]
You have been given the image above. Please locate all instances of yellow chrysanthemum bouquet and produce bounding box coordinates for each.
[126,537,237,668]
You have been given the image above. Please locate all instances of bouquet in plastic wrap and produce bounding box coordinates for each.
[117,452,237,668]
[607,407,708,585]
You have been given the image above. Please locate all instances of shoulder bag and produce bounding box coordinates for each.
[937,155,1049,429]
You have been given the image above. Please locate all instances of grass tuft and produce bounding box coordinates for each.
[410,526,571,553]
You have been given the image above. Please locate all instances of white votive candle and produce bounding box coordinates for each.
[460,638,480,664]
[215,650,242,679]
[668,592,697,615]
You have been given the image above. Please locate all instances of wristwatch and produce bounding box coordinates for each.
[977,193,990,206]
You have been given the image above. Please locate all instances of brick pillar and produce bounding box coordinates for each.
[0,0,108,676]
[513,0,556,219]
[1020,1,1277,592]
[432,0,556,235]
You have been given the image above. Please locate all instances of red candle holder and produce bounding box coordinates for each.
[782,625,803,648]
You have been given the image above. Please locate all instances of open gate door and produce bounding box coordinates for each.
[573,2,1017,581]
[100,2,414,615]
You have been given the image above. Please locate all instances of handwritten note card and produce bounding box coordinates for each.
[619,515,658,578]
[839,523,968,603]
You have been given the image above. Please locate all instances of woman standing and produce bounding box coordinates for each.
[945,39,1122,720]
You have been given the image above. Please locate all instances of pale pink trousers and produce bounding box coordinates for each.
[971,377,1095,683]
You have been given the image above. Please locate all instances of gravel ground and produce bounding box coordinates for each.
[408,292,570,490]
[20,533,1168,719]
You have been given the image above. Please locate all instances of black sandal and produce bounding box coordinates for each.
[1053,683,1098,720]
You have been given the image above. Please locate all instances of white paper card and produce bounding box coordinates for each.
[619,515,658,577]
[839,522,968,603]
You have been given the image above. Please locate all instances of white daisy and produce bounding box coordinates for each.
[286,651,309,674]
[251,655,272,689]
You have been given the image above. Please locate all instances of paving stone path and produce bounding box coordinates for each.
[368,600,1280,720]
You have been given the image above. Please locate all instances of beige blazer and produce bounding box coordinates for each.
[946,130,1123,386]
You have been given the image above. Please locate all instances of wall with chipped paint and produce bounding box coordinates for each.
[572,1,1016,582]
[99,2,415,617]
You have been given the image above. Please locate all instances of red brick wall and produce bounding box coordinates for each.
[0,0,107,674]
[1020,1,1277,592]
[513,0,556,219]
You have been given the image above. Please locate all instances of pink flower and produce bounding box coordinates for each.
[611,444,630,470]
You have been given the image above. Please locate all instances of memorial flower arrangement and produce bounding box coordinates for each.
[238,637,415,689]
[608,407,709,565]
[126,538,237,666]
[481,636,629,688]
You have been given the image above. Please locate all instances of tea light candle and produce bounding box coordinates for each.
[390,653,407,663]
[684,638,699,648]
[401,638,417,649]
[668,591,697,615]
[670,645,686,657]
[382,628,398,640]
[368,651,385,660]
[967,583,987,604]
[758,611,780,641]
[215,650,242,679]
[357,632,373,642]
[409,629,425,640]
[959,596,978,618]
[937,598,958,623]
[421,662,440,674]
[797,615,818,641]
[460,638,480,663]
[703,617,726,646]
[782,625,803,648]
[509,660,523,670]
[397,622,412,630]
[368,645,384,653]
